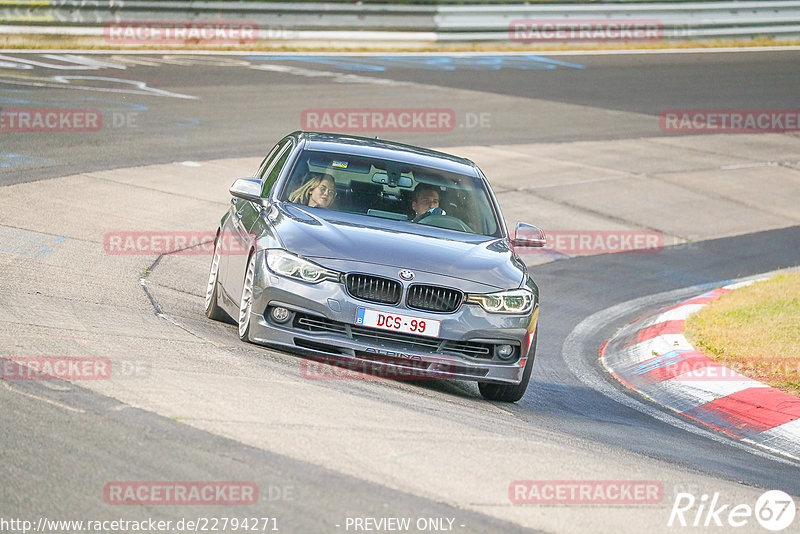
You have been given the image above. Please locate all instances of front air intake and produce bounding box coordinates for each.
[345,273,402,305]
[406,284,463,313]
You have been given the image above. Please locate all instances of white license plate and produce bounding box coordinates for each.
[355,307,441,338]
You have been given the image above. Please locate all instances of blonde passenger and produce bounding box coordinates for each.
[289,173,337,208]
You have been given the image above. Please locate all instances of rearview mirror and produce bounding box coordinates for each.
[229,178,266,204]
[372,172,412,188]
[511,223,546,249]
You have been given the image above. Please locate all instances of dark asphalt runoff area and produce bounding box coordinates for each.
[2,49,798,185]
[1,50,799,533]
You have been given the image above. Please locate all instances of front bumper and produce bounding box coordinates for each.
[246,251,538,385]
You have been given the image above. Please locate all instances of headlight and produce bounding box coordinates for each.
[466,289,535,314]
[266,250,338,284]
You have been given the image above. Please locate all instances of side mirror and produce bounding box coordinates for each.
[230,178,266,205]
[511,223,546,249]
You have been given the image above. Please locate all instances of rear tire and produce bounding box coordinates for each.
[478,331,537,403]
[204,236,230,322]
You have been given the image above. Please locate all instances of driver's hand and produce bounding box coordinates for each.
[413,207,446,223]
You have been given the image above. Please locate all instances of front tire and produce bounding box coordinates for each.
[204,236,230,322]
[478,331,537,403]
[238,253,256,342]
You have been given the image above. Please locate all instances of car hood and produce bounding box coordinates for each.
[269,204,524,290]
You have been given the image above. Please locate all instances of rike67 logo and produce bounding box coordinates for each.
[668,490,796,531]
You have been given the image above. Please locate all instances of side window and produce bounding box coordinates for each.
[256,141,284,179]
[261,141,293,197]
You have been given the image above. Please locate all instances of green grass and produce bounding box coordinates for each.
[685,272,800,397]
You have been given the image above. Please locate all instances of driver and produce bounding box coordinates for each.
[411,183,445,222]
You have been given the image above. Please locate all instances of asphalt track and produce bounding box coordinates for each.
[3,49,800,184]
[1,50,800,533]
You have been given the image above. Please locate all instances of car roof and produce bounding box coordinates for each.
[288,131,480,176]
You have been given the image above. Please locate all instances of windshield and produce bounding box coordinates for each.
[280,149,502,237]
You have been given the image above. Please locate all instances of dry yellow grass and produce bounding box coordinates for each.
[685,272,800,397]
[2,34,799,52]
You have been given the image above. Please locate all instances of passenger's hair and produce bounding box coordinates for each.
[289,173,336,205]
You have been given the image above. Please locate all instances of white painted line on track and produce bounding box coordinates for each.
[0,74,197,99]
[249,64,409,86]
[1,380,86,413]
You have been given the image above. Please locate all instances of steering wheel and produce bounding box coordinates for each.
[417,214,473,233]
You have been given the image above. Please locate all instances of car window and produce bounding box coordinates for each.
[256,141,283,179]
[259,139,293,197]
[281,150,501,237]
[262,142,294,197]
